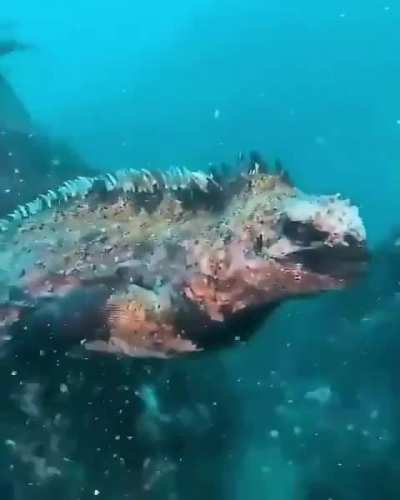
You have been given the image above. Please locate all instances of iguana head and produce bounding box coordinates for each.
[180,158,368,341]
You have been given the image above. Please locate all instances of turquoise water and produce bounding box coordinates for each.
[0,2,399,499]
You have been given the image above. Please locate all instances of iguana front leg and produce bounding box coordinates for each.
[84,285,200,358]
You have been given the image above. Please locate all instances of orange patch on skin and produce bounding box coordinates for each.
[96,293,200,357]
[183,240,341,321]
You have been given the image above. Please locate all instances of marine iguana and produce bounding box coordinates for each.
[0,153,368,358]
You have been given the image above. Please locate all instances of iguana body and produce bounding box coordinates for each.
[0,154,368,358]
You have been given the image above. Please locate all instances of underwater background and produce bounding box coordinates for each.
[0,1,400,499]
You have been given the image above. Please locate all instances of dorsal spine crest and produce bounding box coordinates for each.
[0,166,218,231]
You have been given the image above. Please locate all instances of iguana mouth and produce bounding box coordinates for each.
[286,238,369,282]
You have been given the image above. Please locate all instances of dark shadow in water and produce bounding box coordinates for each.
[0,343,243,500]
[0,64,243,500]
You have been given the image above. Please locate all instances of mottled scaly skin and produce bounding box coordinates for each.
[0,154,368,358]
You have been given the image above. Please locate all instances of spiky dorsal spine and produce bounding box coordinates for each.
[0,166,218,231]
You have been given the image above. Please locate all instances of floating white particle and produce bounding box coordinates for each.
[60,383,69,393]
[396,119,400,125]
[269,429,279,439]
[384,5,391,11]
[94,490,100,496]
[11,370,17,376]
[305,386,332,405]
[314,135,327,146]
[370,409,379,420]
[293,426,302,436]
[213,109,221,119]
